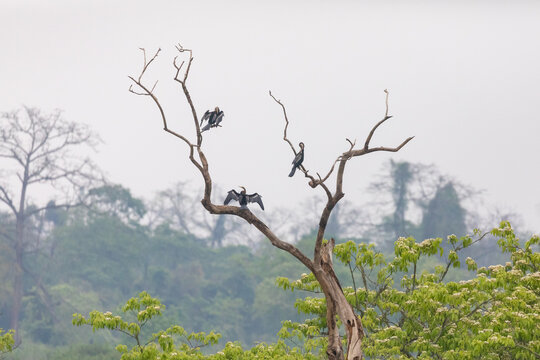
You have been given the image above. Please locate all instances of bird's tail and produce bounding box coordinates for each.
[201,123,210,132]
[288,165,296,177]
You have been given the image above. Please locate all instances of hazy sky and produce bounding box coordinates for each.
[1,1,539,232]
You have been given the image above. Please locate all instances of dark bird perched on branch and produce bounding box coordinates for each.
[288,142,305,177]
[224,186,264,210]
[200,107,224,132]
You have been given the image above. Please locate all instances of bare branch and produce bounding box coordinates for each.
[150,80,159,94]
[128,85,149,96]
[201,200,315,271]
[0,185,17,215]
[269,91,296,153]
[363,137,415,155]
[128,49,196,151]
[317,159,340,185]
[138,48,161,83]
[364,89,393,151]
[269,90,333,198]
[384,88,390,117]
[346,138,356,151]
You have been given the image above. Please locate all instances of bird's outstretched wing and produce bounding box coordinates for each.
[247,193,264,210]
[224,190,240,205]
[201,123,212,132]
[200,110,211,126]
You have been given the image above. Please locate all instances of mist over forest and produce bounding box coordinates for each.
[1,2,539,358]
[0,108,534,358]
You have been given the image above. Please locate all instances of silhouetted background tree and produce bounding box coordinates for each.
[0,107,101,343]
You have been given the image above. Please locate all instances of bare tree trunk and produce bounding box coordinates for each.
[129,46,413,360]
[11,216,24,345]
[324,290,343,360]
[318,273,364,359]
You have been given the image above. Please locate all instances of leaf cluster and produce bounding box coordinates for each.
[0,328,14,356]
[73,292,320,360]
[278,222,540,359]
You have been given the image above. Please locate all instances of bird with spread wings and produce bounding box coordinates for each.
[224,186,264,210]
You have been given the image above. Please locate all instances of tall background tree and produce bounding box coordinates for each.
[0,107,101,343]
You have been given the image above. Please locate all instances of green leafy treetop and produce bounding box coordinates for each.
[276,222,540,359]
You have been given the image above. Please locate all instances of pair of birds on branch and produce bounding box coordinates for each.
[200,107,224,132]
[200,107,305,211]
[199,107,264,210]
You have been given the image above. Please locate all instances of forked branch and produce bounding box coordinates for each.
[128,47,203,173]
[172,44,202,146]
[269,91,332,199]
[130,46,314,273]
[270,89,413,198]
[128,48,195,151]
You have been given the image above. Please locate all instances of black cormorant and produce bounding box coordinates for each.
[200,107,224,132]
[288,142,305,177]
[224,186,264,210]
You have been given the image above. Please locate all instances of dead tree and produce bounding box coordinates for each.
[0,107,101,343]
[129,45,413,360]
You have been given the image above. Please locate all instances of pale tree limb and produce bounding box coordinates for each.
[268,91,333,200]
[128,48,198,158]
[0,185,17,215]
[172,44,202,147]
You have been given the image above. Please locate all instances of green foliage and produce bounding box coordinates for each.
[73,292,317,360]
[74,292,221,359]
[279,222,540,359]
[11,208,308,349]
[0,328,14,356]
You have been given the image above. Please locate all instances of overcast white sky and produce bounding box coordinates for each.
[1,0,539,233]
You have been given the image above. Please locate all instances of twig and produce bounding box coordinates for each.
[128,48,196,151]
[173,44,201,145]
[269,90,333,199]
[364,89,393,151]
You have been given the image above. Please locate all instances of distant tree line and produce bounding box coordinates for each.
[0,106,530,359]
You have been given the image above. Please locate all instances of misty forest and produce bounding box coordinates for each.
[1,14,540,360]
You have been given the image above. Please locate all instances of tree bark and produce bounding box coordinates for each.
[10,163,28,345]
[318,238,364,359]
[318,272,364,359]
